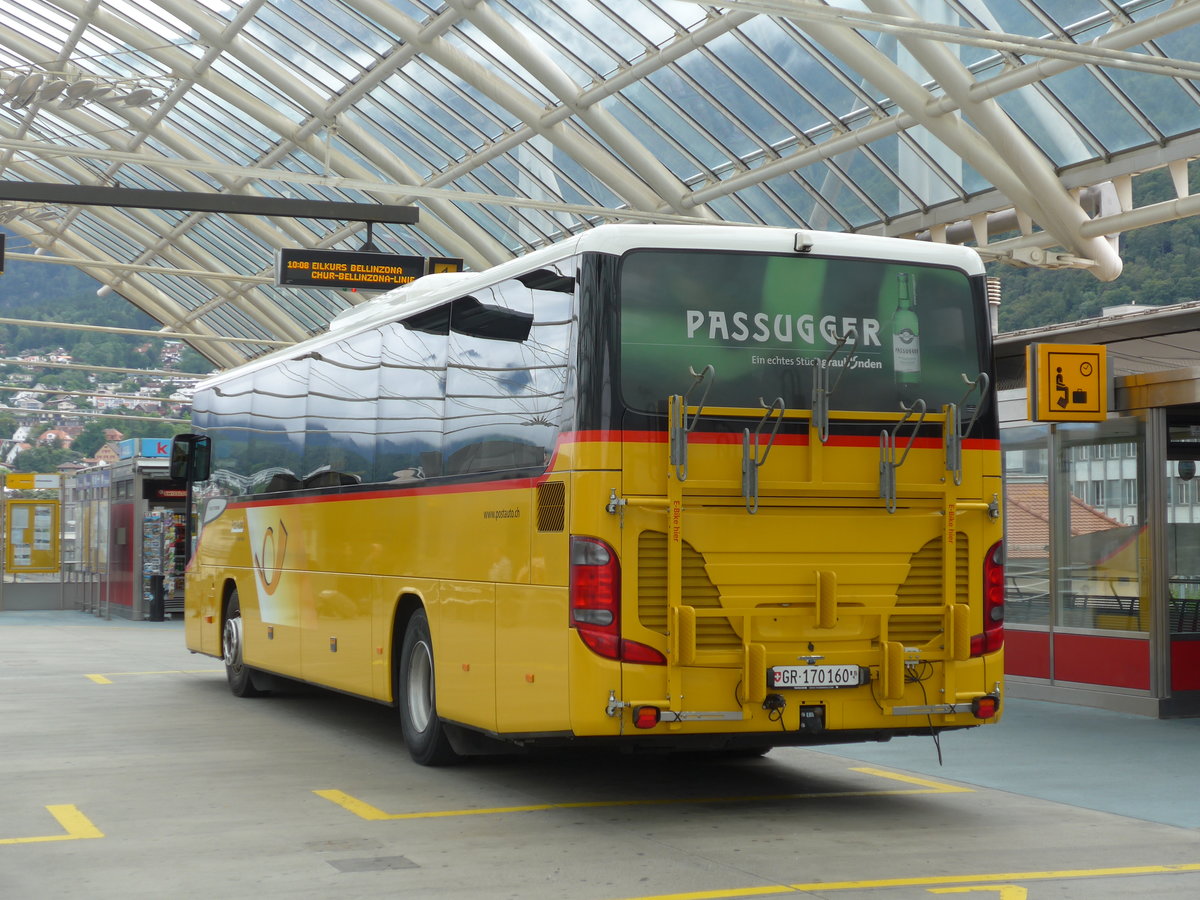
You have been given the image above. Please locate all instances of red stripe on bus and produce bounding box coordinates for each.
[223,431,999,510]
[560,431,999,450]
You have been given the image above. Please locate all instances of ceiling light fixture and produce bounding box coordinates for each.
[0,67,173,112]
[0,201,65,227]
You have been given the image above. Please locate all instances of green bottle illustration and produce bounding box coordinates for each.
[892,272,921,383]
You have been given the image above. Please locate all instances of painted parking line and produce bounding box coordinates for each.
[0,805,104,845]
[315,766,972,821]
[606,862,1200,899]
[85,669,218,684]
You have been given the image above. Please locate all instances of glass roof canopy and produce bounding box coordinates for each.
[1,0,1200,369]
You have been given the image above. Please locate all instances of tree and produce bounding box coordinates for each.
[176,346,214,374]
[12,445,80,473]
[72,420,112,457]
[110,415,188,442]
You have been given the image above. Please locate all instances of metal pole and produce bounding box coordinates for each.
[1145,408,1171,701]
[0,489,6,612]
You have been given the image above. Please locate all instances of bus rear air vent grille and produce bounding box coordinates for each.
[893,534,968,645]
[637,530,741,651]
[536,481,566,532]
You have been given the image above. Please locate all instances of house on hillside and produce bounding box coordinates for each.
[39,428,74,448]
[94,443,121,465]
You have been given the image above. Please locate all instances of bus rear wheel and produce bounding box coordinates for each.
[398,609,458,766]
[223,591,266,697]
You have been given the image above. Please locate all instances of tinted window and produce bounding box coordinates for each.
[619,250,983,414]
[302,330,380,487]
[376,320,448,483]
[443,271,572,477]
[196,371,256,495]
[250,356,308,492]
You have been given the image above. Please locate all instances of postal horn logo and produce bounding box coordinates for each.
[252,521,288,596]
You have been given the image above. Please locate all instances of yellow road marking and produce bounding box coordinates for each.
[605,863,1200,900]
[85,669,217,683]
[930,888,1027,898]
[849,767,974,792]
[0,805,104,845]
[315,767,972,821]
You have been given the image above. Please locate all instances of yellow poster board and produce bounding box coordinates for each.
[6,499,60,573]
[1026,342,1108,422]
[5,473,60,490]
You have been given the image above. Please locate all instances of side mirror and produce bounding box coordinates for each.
[170,434,211,482]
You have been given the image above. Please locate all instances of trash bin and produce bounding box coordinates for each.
[149,574,165,622]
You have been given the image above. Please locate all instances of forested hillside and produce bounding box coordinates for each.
[0,240,208,373]
[993,168,1200,333]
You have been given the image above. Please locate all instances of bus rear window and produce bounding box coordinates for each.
[619,249,984,415]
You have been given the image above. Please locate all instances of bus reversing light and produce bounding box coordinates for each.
[971,541,1005,657]
[570,536,666,666]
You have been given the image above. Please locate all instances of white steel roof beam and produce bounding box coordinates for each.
[121,0,510,268]
[682,0,1200,241]
[445,0,717,220]
[0,135,719,225]
[53,0,508,271]
[0,0,99,174]
[719,0,1200,79]
[861,0,1121,280]
[374,8,755,213]
[355,0,702,223]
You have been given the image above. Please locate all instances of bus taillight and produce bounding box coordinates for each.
[570,536,666,665]
[972,540,1005,656]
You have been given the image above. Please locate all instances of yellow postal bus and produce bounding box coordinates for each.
[172,224,1004,765]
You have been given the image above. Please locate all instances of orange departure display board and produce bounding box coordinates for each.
[277,250,465,291]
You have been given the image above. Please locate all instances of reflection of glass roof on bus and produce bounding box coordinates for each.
[1,1,1199,370]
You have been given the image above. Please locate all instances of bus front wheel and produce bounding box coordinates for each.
[223,591,266,697]
[398,609,458,766]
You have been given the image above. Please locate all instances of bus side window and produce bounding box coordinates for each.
[202,373,256,496]
[443,271,571,479]
[377,320,448,484]
[250,356,308,493]
[303,329,380,486]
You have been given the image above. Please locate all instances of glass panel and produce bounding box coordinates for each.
[619,249,985,413]
[993,84,1095,167]
[196,371,256,498]
[1003,425,1051,627]
[1039,68,1150,153]
[442,269,571,477]
[1105,68,1200,137]
[831,146,910,219]
[1167,428,1200,633]
[249,357,309,493]
[303,330,381,487]
[375,319,448,484]
[1056,419,1146,632]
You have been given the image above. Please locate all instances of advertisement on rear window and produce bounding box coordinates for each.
[619,249,981,414]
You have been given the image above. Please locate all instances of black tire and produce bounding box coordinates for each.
[223,591,266,698]
[398,609,458,766]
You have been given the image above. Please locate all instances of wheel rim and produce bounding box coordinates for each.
[223,614,244,673]
[406,639,434,732]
